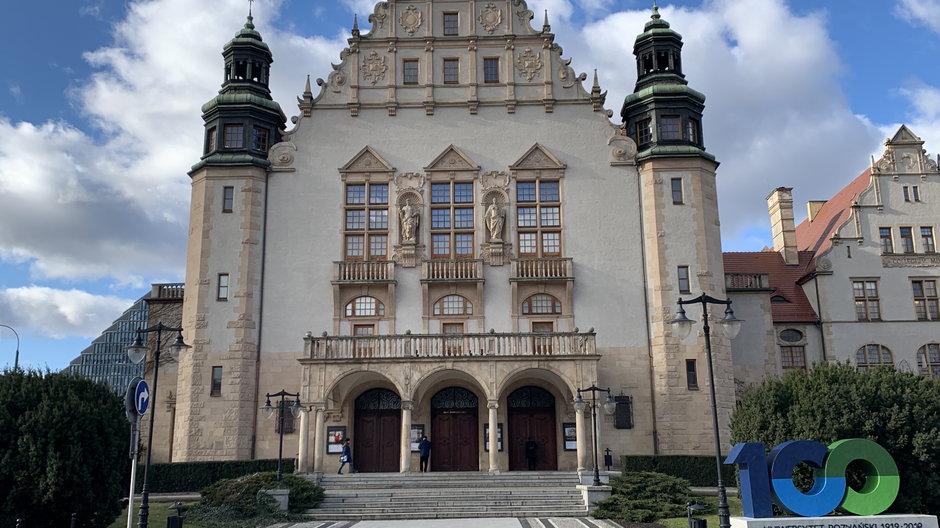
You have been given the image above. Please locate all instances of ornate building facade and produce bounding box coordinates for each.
[166,1,735,472]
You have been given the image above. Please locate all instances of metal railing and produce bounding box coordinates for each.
[305,331,596,360]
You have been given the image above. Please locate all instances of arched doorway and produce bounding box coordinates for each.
[354,388,401,472]
[430,387,479,471]
[507,386,557,471]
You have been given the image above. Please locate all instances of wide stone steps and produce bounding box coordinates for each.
[305,471,589,520]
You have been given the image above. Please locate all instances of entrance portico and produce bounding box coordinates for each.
[296,330,599,473]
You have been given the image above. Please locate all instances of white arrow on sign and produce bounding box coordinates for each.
[138,386,150,411]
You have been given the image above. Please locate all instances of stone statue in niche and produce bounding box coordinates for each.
[485,197,505,242]
[400,199,420,243]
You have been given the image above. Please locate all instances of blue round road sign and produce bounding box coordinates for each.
[134,379,150,415]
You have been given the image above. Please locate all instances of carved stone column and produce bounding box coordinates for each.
[400,401,413,472]
[297,408,310,473]
[488,400,499,472]
[575,406,587,471]
[312,406,326,473]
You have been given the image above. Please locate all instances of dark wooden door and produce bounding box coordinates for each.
[507,386,557,471]
[431,411,479,471]
[354,410,401,472]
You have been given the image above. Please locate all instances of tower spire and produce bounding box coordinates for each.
[543,10,551,32]
[352,14,360,37]
[248,0,253,17]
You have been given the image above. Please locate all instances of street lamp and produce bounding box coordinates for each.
[261,390,305,482]
[0,324,20,370]
[126,323,190,528]
[572,385,616,486]
[670,293,743,528]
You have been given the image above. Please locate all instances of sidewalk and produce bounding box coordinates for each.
[268,519,620,528]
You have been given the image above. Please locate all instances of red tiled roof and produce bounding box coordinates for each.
[794,169,872,254]
[722,250,818,322]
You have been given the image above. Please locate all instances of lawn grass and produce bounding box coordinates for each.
[659,497,744,528]
[108,502,202,528]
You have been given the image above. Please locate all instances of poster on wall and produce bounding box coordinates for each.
[483,423,503,452]
[410,424,425,451]
[563,422,577,451]
[326,426,346,454]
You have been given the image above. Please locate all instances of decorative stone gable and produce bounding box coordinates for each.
[510,143,566,172]
[425,145,480,173]
[872,124,940,175]
[339,146,396,178]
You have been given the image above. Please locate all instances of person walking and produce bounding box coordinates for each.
[338,438,355,474]
[525,438,538,470]
[418,435,432,472]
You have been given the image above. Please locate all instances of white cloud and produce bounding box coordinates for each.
[0,286,135,339]
[8,84,23,105]
[895,0,940,34]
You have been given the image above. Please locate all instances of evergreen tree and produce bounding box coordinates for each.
[0,369,129,527]
[731,362,940,513]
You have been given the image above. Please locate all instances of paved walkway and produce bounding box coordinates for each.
[268,518,620,528]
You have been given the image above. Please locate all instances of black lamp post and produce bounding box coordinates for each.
[0,324,20,370]
[261,390,304,482]
[670,293,743,528]
[126,323,190,528]
[572,385,616,486]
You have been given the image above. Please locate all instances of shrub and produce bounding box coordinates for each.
[731,362,940,513]
[593,471,692,521]
[621,455,736,486]
[0,369,129,527]
[140,458,295,492]
[199,471,323,516]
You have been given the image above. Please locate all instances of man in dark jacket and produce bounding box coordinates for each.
[525,438,538,470]
[418,436,432,472]
[338,438,355,474]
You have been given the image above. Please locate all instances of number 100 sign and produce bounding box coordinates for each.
[726,438,900,517]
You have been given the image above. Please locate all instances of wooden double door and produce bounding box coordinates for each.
[354,388,402,473]
[430,387,479,471]
[507,386,558,471]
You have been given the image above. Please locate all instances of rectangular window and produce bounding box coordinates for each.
[369,184,389,204]
[671,178,683,204]
[517,181,562,258]
[539,181,559,201]
[222,186,234,213]
[205,127,217,153]
[880,227,894,254]
[345,235,364,259]
[483,58,499,83]
[251,126,269,152]
[344,183,388,261]
[454,183,473,203]
[677,266,691,294]
[210,366,222,396]
[403,59,419,85]
[614,394,633,429]
[913,185,921,201]
[904,186,911,202]
[686,118,700,144]
[686,359,698,390]
[540,206,560,227]
[455,234,474,257]
[431,183,451,203]
[454,208,474,228]
[912,279,939,320]
[853,279,880,321]
[353,324,375,357]
[900,227,915,253]
[443,12,459,35]
[368,209,388,230]
[217,273,229,301]
[430,182,474,259]
[780,346,807,371]
[431,208,450,228]
[517,182,537,202]
[346,185,366,204]
[369,235,387,258]
[519,232,537,255]
[660,115,681,140]
[432,234,451,257]
[922,227,935,253]
[345,210,365,230]
[636,118,652,145]
[542,232,560,255]
[223,124,243,148]
[516,206,537,227]
[443,58,459,84]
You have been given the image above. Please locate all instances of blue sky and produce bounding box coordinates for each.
[2,0,939,372]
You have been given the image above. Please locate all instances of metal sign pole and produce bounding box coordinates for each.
[127,416,140,528]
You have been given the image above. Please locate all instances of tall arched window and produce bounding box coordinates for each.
[345,296,385,317]
[522,293,562,315]
[433,295,473,316]
[856,344,893,372]
[918,343,940,378]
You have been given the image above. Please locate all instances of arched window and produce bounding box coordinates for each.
[433,295,472,316]
[345,296,385,317]
[856,344,893,372]
[522,294,562,315]
[918,343,940,378]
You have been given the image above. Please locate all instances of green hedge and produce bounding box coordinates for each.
[137,458,296,493]
[620,455,736,487]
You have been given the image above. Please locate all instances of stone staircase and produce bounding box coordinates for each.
[305,471,589,520]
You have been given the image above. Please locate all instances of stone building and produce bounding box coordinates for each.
[726,126,940,384]
[165,1,736,472]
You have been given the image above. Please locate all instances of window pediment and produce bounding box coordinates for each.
[340,146,395,174]
[510,143,566,171]
[425,145,480,173]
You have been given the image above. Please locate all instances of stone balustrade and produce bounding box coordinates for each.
[421,259,484,281]
[304,331,596,360]
[725,272,770,290]
[333,260,396,282]
[511,258,574,280]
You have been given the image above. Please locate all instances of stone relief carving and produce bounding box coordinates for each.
[882,254,940,268]
[481,170,510,194]
[400,198,420,243]
[369,2,388,29]
[394,171,427,194]
[268,141,297,170]
[900,152,916,171]
[558,57,585,89]
[478,3,502,34]
[608,135,637,163]
[815,257,832,271]
[516,48,543,81]
[484,197,506,242]
[360,51,388,86]
[872,148,894,173]
[512,0,534,27]
[400,5,423,36]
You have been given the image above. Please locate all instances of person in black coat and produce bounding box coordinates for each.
[525,438,538,470]
[338,438,356,474]
[418,436,432,472]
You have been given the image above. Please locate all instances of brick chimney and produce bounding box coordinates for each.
[767,187,798,265]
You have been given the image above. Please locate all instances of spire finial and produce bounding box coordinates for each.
[248,0,253,17]
[352,14,360,37]
[593,69,600,89]
[651,1,660,19]
[305,74,312,95]
[543,9,551,32]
